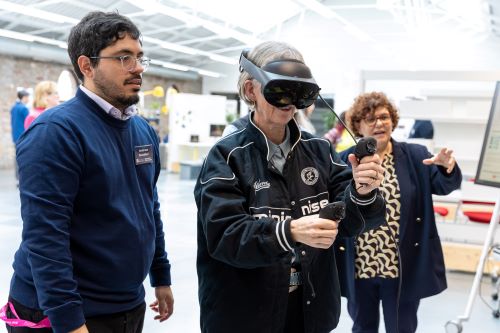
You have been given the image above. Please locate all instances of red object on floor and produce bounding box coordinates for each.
[463,211,494,224]
[434,206,449,217]
[462,200,495,206]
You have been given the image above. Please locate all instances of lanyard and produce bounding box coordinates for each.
[0,302,51,328]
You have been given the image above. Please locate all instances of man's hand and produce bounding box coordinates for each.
[348,153,385,195]
[69,324,89,333]
[290,214,339,249]
[423,147,456,173]
[149,286,174,322]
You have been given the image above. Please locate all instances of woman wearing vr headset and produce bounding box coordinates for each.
[335,92,462,333]
[194,41,386,333]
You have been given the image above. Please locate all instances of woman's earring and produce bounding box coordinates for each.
[249,100,256,110]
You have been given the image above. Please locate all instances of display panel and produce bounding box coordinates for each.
[475,81,500,188]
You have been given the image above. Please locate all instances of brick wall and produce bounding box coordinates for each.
[0,54,202,169]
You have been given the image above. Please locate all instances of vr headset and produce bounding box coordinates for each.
[239,50,321,109]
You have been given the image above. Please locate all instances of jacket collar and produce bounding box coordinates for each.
[247,111,302,161]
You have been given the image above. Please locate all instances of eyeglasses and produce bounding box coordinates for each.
[363,114,391,127]
[90,55,151,72]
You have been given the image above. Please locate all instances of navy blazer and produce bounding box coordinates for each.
[335,139,462,301]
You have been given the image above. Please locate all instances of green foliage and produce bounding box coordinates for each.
[226,113,236,124]
[149,101,161,110]
[323,111,337,131]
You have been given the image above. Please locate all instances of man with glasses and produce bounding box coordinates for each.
[3,11,173,333]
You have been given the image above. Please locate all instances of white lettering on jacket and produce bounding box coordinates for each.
[253,210,290,222]
[301,199,329,215]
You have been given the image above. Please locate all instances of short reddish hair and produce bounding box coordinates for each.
[349,91,399,137]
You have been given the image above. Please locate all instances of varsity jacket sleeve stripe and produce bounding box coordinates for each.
[276,219,294,251]
[194,146,294,269]
[349,190,377,206]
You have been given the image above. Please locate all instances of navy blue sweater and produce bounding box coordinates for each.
[10,89,171,333]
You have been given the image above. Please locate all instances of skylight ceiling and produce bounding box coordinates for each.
[0,0,498,79]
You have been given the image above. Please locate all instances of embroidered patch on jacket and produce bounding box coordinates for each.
[301,167,319,185]
[253,180,271,192]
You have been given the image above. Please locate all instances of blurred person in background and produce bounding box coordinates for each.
[409,119,434,139]
[324,110,355,152]
[9,89,30,185]
[24,81,59,129]
[335,91,462,333]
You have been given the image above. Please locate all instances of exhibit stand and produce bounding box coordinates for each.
[167,93,227,175]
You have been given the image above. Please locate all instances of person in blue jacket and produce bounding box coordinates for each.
[3,11,173,333]
[335,91,462,333]
[10,90,30,143]
[9,89,29,184]
[409,120,434,139]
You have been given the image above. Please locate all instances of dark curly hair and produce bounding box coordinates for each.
[349,91,399,137]
[67,11,141,82]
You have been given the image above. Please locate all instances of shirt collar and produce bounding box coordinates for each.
[80,85,137,121]
[267,126,291,159]
[248,111,301,162]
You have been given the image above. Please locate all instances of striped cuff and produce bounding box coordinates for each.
[350,190,377,206]
[275,218,294,252]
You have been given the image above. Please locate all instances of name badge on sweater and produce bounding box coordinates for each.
[135,145,153,165]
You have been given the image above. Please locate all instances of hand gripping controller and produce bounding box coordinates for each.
[353,136,377,161]
[319,201,346,221]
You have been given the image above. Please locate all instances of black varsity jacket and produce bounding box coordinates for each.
[194,113,386,333]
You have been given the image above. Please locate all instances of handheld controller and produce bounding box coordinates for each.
[353,136,377,161]
[319,201,346,221]
[353,136,377,187]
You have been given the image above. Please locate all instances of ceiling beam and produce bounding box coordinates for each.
[0,1,237,68]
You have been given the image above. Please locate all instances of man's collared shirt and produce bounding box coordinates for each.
[80,85,137,121]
